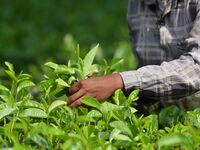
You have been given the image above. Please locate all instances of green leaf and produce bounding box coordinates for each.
[20,108,47,118]
[13,144,31,150]
[18,73,32,80]
[83,44,98,76]
[81,97,102,111]
[31,122,65,136]
[5,61,14,73]
[184,108,200,128]
[101,101,122,113]
[48,100,66,114]
[110,58,124,71]
[0,95,11,102]
[142,114,158,132]
[109,129,121,141]
[110,121,133,138]
[39,79,54,92]
[76,115,95,123]
[0,84,10,93]
[113,89,121,105]
[5,70,18,82]
[68,76,76,85]
[128,89,139,103]
[18,73,32,83]
[0,107,17,120]
[83,44,98,66]
[17,80,35,93]
[56,78,70,87]
[159,105,184,127]
[112,134,132,142]
[55,65,75,74]
[157,134,193,150]
[84,64,99,77]
[21,100,45,110]
[44,62,58,70]
[29,134,49,149]
[45,62,75,75]
[87,110,102,118]
[130,107,138,114]
[82,126,94,139]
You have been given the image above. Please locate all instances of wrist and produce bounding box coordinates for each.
[110,73,124,90]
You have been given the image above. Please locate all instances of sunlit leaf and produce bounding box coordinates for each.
[48,100,66,114]
[81,97,102,111]
[110,121,133,138]
[56,78,70,87]
[83,44,98,67]
[157,134,193,150]
[112,134,132,142]
[20,108,47,118]
[0,107,17,120]
[0,95,11,102]
[44,62,58,70]
[87,110,102,118]
[0,84,10,93]
[5,70,18,82]
[128,89,139,103]
[5,61,14,73]
[17,80,35,93]
[21,100,45,110]
[55,65,75,74]
[83,44,98,76]
[113,89,121,105]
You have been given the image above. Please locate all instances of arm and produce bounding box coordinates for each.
[120,2,200,102]
[68,2,200,108]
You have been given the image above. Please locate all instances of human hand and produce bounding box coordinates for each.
[67,73,124,108]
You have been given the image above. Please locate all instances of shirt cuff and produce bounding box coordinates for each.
[119,71,142,95]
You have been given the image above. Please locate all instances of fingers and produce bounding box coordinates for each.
[68,98,82,108]
[68,89,85,105]
[69,82,80,94]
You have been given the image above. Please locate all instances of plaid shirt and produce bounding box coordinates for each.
[120,0,200,103]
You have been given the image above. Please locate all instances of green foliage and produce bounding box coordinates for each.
[0,45,199,149]
[0,0,131,74]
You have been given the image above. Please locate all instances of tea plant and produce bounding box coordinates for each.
[0,45,199,150]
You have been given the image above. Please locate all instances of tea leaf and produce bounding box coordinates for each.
[45,62,58,70]
[128,89,139,103]
[112,134,132,142]
[157,134,193,150]
[81,97,102,111]
[48,100,66,114]
[110,121,133,138]
[5,61,14,73]
[28,134,49,149]
[0,107,17,120]
[21,100,45,110]
[20,108,47,118]
[5,70,18,82]
[87,110,102,118]
[83,44,98,76]
[56,78,70,87]
[0,84,10,93]
[83,44,98,67]
[17,80,35,93]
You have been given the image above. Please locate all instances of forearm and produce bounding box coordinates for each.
[120,48,200,101]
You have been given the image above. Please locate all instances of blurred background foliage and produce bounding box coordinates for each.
[0,0,137,82]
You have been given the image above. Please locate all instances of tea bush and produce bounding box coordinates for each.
[0,45,199,150]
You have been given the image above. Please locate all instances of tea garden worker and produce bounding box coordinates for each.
[67,0,200,111]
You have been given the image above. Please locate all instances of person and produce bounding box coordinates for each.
[67,0,200,111]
